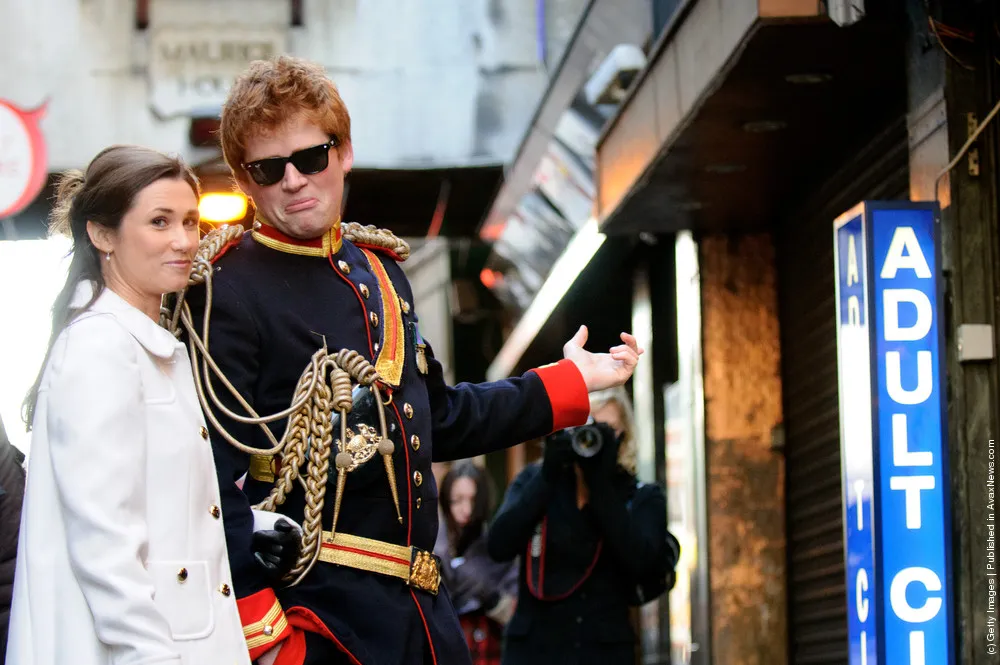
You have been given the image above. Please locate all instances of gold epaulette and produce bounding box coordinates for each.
[190,224,245,284]
[342,222,410,262]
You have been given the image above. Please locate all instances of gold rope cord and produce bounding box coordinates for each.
[341,221,411,261]
[161,225,401,586]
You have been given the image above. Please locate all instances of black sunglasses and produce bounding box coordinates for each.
[242,137,339,186]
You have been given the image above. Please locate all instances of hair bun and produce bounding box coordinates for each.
[48,169,86,238]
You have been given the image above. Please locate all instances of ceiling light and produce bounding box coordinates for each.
[785,73,832,85]
[742,120,787,134]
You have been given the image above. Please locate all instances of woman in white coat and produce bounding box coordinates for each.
[7,145,252,665]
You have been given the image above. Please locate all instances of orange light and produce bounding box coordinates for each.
[199,192,248,224]
[480,268,503,289]
[480,221,506,242]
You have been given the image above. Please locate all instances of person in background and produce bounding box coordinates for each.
[435,461,518,665]
[7,146,252,665]
[0,414,25,662]
[488,387,674,665]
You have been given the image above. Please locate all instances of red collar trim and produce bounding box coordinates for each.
[251,219,343,257]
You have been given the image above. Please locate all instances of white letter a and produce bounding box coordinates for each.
[881,227,931,279]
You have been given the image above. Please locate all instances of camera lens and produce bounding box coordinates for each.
[570,425,603,459]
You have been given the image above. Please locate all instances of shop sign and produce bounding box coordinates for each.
[0,99,48,219]
[834,201,953,665]
[149,26,286,118]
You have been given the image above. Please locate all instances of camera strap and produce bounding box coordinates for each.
[524,516,603,601]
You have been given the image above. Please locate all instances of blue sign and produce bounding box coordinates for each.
[833,202,953,665]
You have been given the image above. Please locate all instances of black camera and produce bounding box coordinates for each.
[548,423,608,460]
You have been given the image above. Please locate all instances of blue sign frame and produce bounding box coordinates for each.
[833,201,954,665]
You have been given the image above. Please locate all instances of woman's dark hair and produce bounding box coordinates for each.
[439,460,494,557]
[22,145,199,428]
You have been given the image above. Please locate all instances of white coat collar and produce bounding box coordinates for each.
[71,282,181,359]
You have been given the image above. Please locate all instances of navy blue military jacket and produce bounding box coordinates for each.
[187,222,589,665]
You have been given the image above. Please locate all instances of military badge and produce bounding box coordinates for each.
[413,322,428,375]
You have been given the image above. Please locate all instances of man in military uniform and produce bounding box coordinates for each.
[192,55,641,665]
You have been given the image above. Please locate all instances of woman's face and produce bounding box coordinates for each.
[449,476,477,528]
[591,401,625,436]
[92,177,199,310]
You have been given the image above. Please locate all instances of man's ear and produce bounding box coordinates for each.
[339,140,354,174]
[231,169,251,194]
[86,220,115,255]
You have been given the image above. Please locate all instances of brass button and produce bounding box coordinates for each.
[209,505,221,519]
[263,625,274,636]
[410,435,420,451]
[199,426,209,440]
[403,403,413,419]
[413,470,423,487]
[219,583,231,597]
[370,311,379,328]
[416,497,422,509]
[177,567,188,582]
[360,284,370,299]
[399,297,411,314]
[338,260,351,274]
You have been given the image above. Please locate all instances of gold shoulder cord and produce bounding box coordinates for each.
[160,224,409,587]
[341,222,411,261]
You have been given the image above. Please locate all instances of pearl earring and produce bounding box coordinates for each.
[105,252,111,261]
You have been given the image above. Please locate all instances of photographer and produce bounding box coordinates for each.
[487,389,673,665]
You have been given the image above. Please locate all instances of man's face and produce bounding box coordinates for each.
[239,114,353,240]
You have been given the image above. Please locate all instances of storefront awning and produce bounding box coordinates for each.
[595,0,906,235]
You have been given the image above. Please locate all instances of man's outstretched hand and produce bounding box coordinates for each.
[562,325,643,392]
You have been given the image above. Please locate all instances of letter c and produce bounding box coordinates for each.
[856,568,870,622]
[890,567,943,623]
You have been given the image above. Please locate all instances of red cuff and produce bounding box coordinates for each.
[238,588,293,660]
[531,359,589,432]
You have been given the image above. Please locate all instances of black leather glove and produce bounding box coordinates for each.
[577,422,622,482]
[542,433,575,483]
[251,518,301,584]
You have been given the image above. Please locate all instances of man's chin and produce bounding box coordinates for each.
[272,213,335,240]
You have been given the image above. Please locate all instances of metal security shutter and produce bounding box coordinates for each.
[777,119,909,665]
